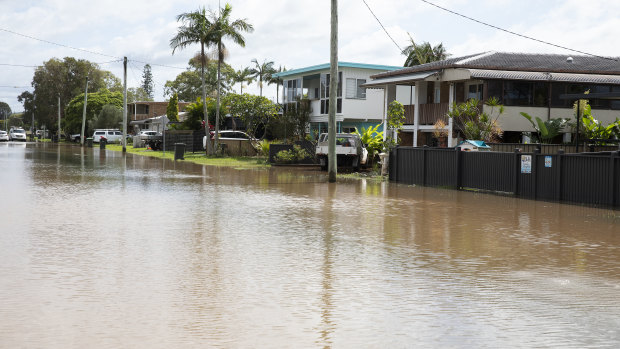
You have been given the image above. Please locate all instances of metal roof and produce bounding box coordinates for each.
[468,69,620,84]
[371,52,620,80]
[273,62,402,78]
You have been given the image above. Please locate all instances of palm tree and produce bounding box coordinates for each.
[267,65,286,103]
[231,67,254,94]
[206,3,253,150]
[250,58,276,97]
[170,7,215,155]
[402,32,449,67]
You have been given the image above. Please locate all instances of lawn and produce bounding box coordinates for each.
[105,144,270,169]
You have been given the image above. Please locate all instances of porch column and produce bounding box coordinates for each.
[448,83,455,147]
[413,81,422,147]
[382,85,388,142]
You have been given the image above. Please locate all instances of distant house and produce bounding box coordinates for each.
[365,52,620,147]
[128,101,190,121]
[273,62,410,138]
[457,140,491,151]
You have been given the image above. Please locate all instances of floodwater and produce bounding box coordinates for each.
[1,142,619,348]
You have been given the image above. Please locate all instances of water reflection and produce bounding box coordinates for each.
[0,143,619,348]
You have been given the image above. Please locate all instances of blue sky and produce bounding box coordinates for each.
[1,0,619,113]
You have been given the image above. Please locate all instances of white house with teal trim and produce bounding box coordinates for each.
[273,62,406,138]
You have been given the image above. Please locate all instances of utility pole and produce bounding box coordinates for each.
[328,0,338,182]
[80,77,89,146]
[123,57,128,152]
[57,96,61,141]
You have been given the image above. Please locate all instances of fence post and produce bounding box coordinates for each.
[533,148,540,200]
[514,148,520,196]
[610,151,619,207]
[455,147,461,189]
[422,145,428,186]
[393,147,399,182]
[556,150,564,202]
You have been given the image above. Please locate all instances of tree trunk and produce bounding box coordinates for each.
[202,42,214,155]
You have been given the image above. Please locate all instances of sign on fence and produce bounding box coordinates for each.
[545,156,552,168]
[521,155,532,174]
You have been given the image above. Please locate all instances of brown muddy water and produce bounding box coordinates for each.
[1,142,619,348]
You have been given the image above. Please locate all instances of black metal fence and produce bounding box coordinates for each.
[390,147,620,208]
[163,131,205,152]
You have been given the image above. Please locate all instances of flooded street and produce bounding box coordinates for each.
[1,143,619,348]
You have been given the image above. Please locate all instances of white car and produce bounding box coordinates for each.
[0,130,8,141]
[9,128,27,141]
[137,130,160,137]
[92,129,123,143]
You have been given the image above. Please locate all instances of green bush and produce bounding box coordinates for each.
[274,145,309,164]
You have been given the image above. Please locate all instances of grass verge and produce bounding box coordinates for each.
[105,144,270,169]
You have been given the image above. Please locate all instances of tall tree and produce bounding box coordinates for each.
[167,93,179,122]
[18,57,115,133]
[250,58,275,97]
[171,6,217,155]
[0,102,11,131]
[402,33,449,67]
[267,65,286,103]
[205,3,254,151]
[163,58,234,101]
[141,64,154,100]
[64,89,124,135]
[230,67,254,94]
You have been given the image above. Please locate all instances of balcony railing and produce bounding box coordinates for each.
[403,103,450,125]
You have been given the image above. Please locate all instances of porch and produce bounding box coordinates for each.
[403,103,450,125]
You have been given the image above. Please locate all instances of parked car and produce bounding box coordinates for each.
[92,129,122,143]
[9,127,27,141]
[70,134,82,142]
[203,130,256,150]
[316,133,368,171]
[0,130,8,141]
[137,130,160,137]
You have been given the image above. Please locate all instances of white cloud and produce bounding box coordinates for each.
[0,0,619,112]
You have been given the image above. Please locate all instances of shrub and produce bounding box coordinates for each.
[274,145,309,164]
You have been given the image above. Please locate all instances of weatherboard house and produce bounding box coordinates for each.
[273,62,414,137]
[364,52,620,147]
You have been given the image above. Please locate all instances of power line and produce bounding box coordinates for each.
[129,59,186,70]
[0,27,120,59]
[419,0,618,62]
[0,63,39,68]
[361,0,403,52]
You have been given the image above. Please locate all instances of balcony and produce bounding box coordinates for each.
[403,103,450,125]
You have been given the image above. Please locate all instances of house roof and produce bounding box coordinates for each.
[371,52,620,80]
[458,140,491,148]
[273,62,402,78]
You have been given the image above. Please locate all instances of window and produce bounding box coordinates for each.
[467,83,483,100]
[504,81,532,106]
[486,81,503,102]
[320,72,342,114]
[346,78,366,99]
[283,78,302,103]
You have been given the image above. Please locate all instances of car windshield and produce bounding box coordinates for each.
[13,130,25,134]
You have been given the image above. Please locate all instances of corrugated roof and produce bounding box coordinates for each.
[469,69,620,84]
[273,62,402,78]
[371,52,620,79]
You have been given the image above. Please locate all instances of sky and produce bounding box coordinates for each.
[1,0,619,114]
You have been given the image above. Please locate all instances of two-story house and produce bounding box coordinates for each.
[273,62,407,138]
[365,52,620,147]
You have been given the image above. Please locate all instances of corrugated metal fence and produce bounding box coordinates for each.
[390,147,620,208]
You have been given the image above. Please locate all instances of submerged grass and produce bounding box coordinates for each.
[106,144,270,169]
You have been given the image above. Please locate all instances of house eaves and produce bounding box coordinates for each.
[273,62,402,78]
[362,71,440,88]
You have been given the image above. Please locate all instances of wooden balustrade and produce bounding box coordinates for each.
[402,103,450,125]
